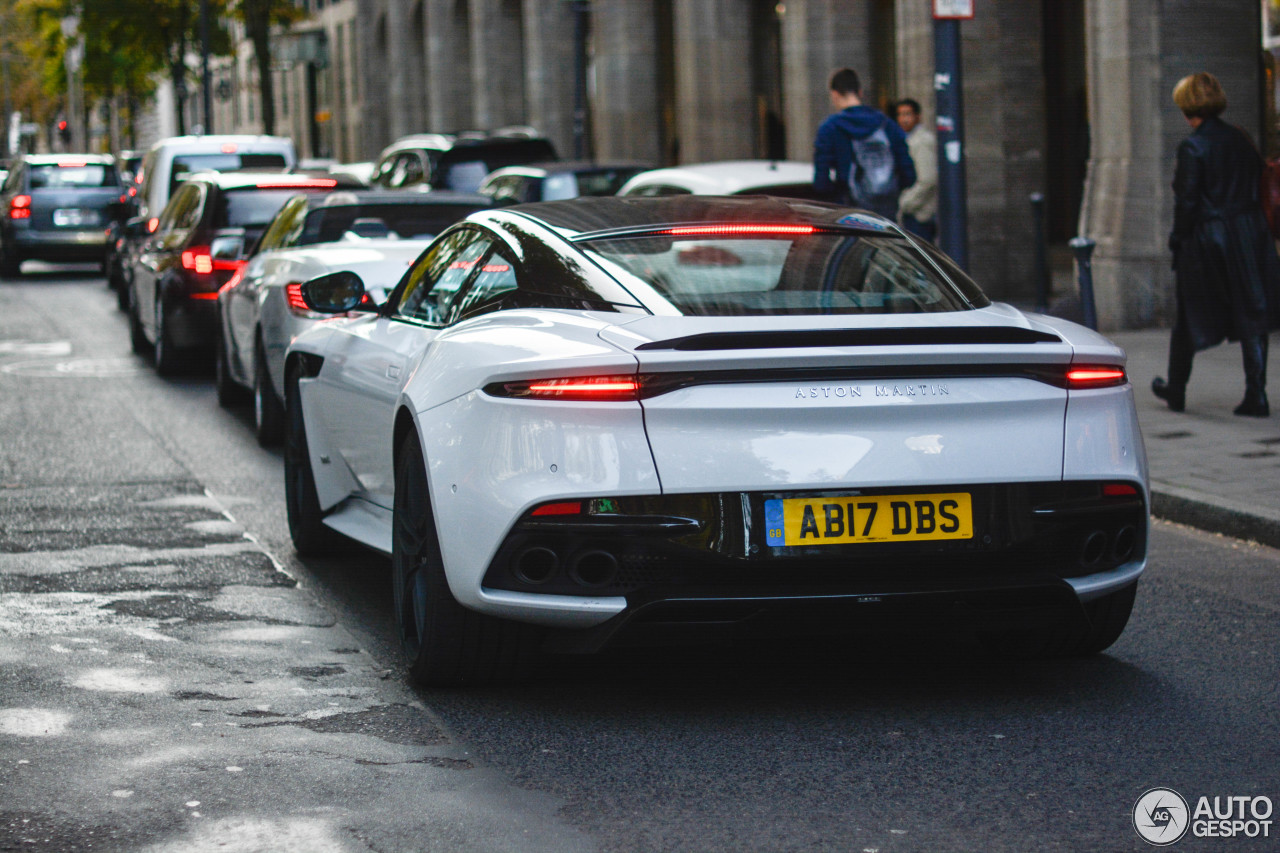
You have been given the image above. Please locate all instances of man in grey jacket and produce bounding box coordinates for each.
[895,98,937,241]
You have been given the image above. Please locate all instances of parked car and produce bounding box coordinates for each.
[479,161,651,205]
[126,171,342,375]
[283,195,1148,685]
[111,135,297,308]
[617,160,824,200]
[370,129,557,193]
[0,153,127,277]
[217,190,490,445]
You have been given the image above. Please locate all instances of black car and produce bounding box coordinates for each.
[0,154,127,277]
[126,171,349,375]
[478,160,651,205]
[370,129,558,192]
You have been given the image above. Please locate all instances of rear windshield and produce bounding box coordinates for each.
[170,153,288,194]
[217,188,321,229]
[580,232,978,316]
[29,164,118,189]
[436,140,558,192]
[299,202,488,244]
[543,168,647,201]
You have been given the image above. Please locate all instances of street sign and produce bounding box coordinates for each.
[933,0,974,19]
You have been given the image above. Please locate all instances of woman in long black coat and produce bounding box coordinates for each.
[1153,72,1280,416]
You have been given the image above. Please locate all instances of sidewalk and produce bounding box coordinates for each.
[1108,328,1280,546]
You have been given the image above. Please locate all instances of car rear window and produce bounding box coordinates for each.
[29,164,118,189]
[436,140,558,192]
[216,188,321,229]
[580,231,976,316]
[299,202,488,244]
[170,153,288,194]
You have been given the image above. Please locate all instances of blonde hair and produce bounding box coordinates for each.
[1173,72,1227,119]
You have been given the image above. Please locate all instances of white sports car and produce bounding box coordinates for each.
[216,191,489,444]
[285,196,1148,685]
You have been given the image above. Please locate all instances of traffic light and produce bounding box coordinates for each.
[57,119,70,145]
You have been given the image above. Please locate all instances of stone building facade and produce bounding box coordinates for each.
[222,0,1269,330]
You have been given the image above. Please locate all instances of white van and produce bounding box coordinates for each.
[135,135,296,222]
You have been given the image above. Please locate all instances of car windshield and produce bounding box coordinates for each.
[29,164,117,189]
[299,202,488,244]
[579,230,974,316]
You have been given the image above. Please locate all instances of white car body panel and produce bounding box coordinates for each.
[224,239,427,399]
[617,160,814,196]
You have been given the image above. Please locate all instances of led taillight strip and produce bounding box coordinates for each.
[1065,366,1127,388]
[660,224,818,237]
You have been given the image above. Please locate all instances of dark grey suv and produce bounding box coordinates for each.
[0,154,126,277]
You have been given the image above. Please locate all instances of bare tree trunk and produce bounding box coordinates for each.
[244,2,274,135]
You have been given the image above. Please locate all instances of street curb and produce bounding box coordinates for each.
[1151,482,1280,550]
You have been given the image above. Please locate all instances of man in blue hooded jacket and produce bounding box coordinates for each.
[813,68,916,220]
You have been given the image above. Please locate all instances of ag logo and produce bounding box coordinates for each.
[1133,787,1190,846]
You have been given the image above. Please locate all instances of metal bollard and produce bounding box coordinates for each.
[1029,193,1050,313]
[1068,236,1098,331]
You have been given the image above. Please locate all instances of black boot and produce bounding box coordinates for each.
[1153,317,1194,412]
[1152,377,1186,411]
[1235,335,1270,417]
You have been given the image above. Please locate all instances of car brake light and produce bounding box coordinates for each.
[147,217,159,233]
[182,247,215,275]
[221,143,238,153]
[8,195,31,220]
[254,179,337,189]
[531,501,582,516]
[661,224,817,237]
[59,161,88,168]
[491,375,641,401]
[1103,483,1139,497]
[1065,366,1127,388]
[285,282,311,313]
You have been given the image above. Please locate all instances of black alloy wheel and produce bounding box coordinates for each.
[254,338,285,446]
[214,322,248,408]
[283,366,340,556]
[392,431,538,686]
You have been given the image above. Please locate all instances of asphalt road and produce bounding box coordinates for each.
[1,269,1277,853]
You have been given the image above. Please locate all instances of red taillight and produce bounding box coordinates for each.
[285,282,311,313]
[1103,483,1139,497]
[221,143,238,153]
[188,292,219,300]
[661,224,817,237]
[531,501,582,517]
[147,217,159,233]
[181,247,215,275]
[493,375,641,401]
[254,179,337,189]
[9,194,31,220]
[1065,366,1127,388]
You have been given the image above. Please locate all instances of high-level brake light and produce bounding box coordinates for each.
[253,179,337,189]
[661,224,817,237]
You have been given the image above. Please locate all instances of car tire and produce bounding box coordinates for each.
[284,366,341,556]
[253,338,285,446]
[0,240,21,278]
[981,582,1138,658]
[153,298,187,376]
[115,272,130,311]
[128,287,151,355]
[392,431,539,686]
[215,323,248,408]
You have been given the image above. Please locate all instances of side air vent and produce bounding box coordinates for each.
[634,327,1063,352]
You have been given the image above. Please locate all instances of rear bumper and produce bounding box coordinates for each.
[474,480,1149,643]
[10,227,108,262]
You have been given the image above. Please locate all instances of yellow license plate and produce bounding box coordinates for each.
[764,493,973,546]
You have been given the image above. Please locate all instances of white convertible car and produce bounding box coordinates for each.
[285,196,1148,685]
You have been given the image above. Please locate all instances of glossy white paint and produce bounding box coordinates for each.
[288,285,1148,627]
[617,160,814,196]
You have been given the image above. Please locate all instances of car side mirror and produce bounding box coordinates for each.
[211,230,246,261]
[301,270,370,313]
